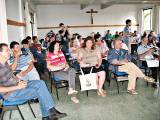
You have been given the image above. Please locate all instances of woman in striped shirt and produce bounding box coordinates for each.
[46,41,79,103]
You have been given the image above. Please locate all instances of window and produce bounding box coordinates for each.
[143,8,152,31]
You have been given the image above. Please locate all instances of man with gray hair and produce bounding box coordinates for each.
[0,43,67,120]
[108,39,155,95]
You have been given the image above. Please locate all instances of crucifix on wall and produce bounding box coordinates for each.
[86,9,98,24]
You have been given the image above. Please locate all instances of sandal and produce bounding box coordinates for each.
[68,90,78,95]
[71,96,79,103]
[143,76,155,83]
[102,89,107,94]
[97,90,107,97]
[127,90,138,95]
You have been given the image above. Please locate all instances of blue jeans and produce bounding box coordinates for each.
[5,80,55,117]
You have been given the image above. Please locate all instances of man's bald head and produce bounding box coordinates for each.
[113,39,123,49]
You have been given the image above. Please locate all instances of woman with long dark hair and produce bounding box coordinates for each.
[46,41,79,103]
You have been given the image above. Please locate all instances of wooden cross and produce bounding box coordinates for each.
[86,9,98,24]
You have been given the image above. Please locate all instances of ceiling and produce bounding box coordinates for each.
[30,0,160,9]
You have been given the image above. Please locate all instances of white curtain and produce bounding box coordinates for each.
[0,0,8,43]
[25,1,32,37]
[33,13,38,36]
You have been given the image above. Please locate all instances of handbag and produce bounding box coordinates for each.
[79,67,98,91]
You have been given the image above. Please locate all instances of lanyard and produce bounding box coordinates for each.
[115,50,123,60]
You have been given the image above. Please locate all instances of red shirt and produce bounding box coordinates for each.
[46,51,66,66]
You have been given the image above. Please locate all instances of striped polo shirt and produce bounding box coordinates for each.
[8,54,32,71]
[46,51,66,66]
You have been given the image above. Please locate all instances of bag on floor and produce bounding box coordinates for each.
[79,67,98,91]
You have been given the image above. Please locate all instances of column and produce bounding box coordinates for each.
[0,0,8,43]
[33,13,38,36]
[19,0,25,40]
[25,1,32,37]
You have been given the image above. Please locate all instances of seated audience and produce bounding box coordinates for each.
[149,31,157,38]
[26,36,32,45]
[34,44,47,78]
[50,34,57,43]
[111,36,129,51]
[108,39,155,95]
[130,31,139,54]
[46,41,79,103]
[157,33,160,48]
[112,31,119,39]
[21,38,36,62]
[42,36,50,50]
[47,30,55,38]
[9,41,40,81]
[31,36,39,49]
[148,35,158,48]
[0,43,67,120]
[94,33,109,58]
[118,32,123,40]
[90,32,95,39]
[78,36,106,97]
[137,35,159,87]
[69,38,80,70]
[77,35,83,46]
[69,38,80,59]
[94,33,109,71]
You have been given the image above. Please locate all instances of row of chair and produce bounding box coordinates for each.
[48,60,152,100]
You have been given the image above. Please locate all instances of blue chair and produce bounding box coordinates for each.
[112,71,128,94]
[0,95,36,120]
[48,71,69,100]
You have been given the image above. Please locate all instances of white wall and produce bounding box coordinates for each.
[37,4,140,39]
[6,0,25,43]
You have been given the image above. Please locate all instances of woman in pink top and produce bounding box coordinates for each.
[46,41,79,103]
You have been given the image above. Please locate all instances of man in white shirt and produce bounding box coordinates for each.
[137,35,158,87]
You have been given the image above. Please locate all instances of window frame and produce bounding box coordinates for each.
[143,8,152,31]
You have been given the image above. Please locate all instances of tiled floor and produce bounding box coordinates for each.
[3,77,160,120]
